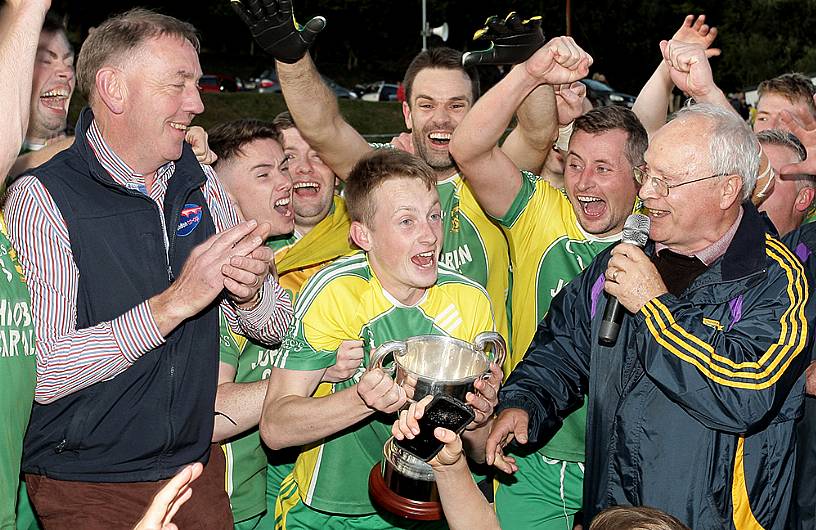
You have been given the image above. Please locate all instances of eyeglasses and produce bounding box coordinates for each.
[633,166,729,197]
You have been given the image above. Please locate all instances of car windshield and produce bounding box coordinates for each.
[582,79,614,92]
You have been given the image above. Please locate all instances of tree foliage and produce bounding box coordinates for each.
[55,0,816,93]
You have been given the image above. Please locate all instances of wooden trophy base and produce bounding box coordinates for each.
[369,463,444,521]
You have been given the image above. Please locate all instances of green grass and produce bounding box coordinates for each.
[68,92,407,141]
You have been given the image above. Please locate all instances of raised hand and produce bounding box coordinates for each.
[659,39,715,99]
[462,12,546,67]
[231,0,325,64]
[672,14,720,56]
[779,111,816,176]
[525,36,593,86]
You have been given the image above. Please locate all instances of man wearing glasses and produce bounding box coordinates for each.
[487,103,815,530]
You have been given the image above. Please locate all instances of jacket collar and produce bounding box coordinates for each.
[71,106,205,191]
[644,201,768,286]
[718,201,768,281]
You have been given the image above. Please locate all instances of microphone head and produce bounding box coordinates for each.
[622,213,650,247]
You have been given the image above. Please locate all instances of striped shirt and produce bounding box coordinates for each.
[4,120,293,404]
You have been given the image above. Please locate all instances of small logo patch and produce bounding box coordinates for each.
[177,204,202,237]
[702,317,723,331]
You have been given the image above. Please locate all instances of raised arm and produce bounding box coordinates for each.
[0,0,50,177]
[660,38,734,115]
[450,37,591,219]
[232,0,370,179]
[500,84,558,175]
[276,56,371,179]
[464,13,558,175]
[633,14,721,136]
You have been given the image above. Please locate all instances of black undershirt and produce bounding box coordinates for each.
[651,249,709,296]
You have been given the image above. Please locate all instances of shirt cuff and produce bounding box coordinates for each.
[111,300,166,363]
[234,275,279,328]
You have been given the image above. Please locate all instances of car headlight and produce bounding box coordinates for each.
[609,94,624,102]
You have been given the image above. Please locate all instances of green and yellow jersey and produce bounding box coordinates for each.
[0,212,36,530]
[497,171,620,461]
[219,313,276,522]
[221,196,355,523]
[279,252,495,515]
[435,172,511,373]
[370,145,511,371]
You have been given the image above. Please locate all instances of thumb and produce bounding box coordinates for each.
[659,40,669,59]
[515,415,529,444]
[301,16,327,43]
[462,46,497,68]
[704,48,722,58]
[558,87,580,105]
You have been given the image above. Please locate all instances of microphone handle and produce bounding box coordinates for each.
[598,293,625,346]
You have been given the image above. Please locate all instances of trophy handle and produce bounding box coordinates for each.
[473,331,506,376]
[367,341,406,376]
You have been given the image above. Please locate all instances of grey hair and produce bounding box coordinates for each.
[756,129,816,189]
[672,103,760,200]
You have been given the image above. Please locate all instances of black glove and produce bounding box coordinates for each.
[462,12,545,68]
[231,0,325,64]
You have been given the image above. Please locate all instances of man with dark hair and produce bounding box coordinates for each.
[450,38,645,529]
[259,148,501,529]
[234,1,561,374]
[4,9,292,528]
[488,103,814,529]
[21,10,74,154]
[207,118,357,527]
[272,111,338,236]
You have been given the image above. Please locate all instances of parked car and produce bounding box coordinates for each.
[199,74,238,93]
[254,68,357,98]
[357,81,400,102]
[254,69,281,93]
[579,78,636,108]
[321,76,358,99]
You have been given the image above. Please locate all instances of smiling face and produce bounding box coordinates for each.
[216,138,294,236]
[117,35,204,173]
[28,30,75,144]
[352,177,443,305]
[280,126,336,233]
[639,116,740,254]
[563,128,639,238]
[403,67,473,178]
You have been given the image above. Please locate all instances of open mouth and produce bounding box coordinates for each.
[576,195,607,218]
[40,88,70,111]
[293,181,320,198]
[273,196,292,217]
[410,250,436,268]
[427,131,452,148]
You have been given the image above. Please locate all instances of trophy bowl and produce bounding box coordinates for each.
[367,331,506,403]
